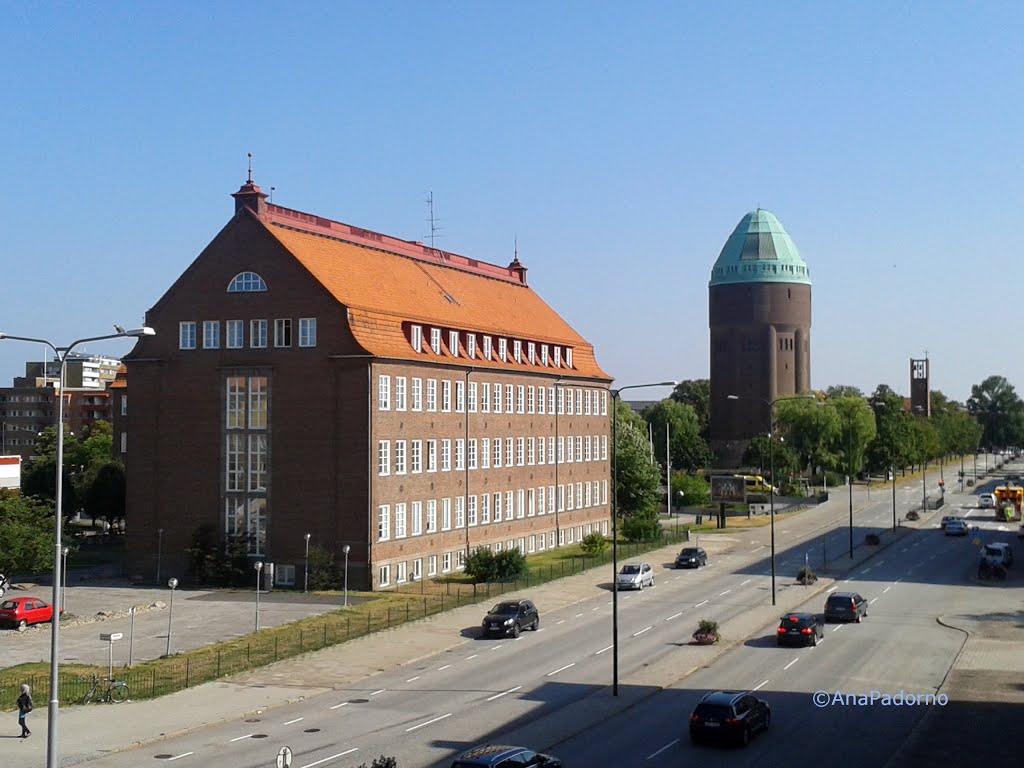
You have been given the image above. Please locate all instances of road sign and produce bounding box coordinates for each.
[710,475,746,504]
[277,746,293,768]
[100,632,123,641]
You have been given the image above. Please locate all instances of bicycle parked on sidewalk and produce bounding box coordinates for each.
[82,675,129,704]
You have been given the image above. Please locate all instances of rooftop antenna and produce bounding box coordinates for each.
[426,190,443,248]
[514,235,518,261]
[270,186,275,203]
[247,152,253,183]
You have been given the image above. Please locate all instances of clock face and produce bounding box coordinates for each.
[912,360,927,380]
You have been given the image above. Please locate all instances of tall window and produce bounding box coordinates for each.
[298,318,317,347]
[274,319,292,348]
[553,347,561,367]
[516,437,525,466]
[225,375,269,555]
[467,334,476,358]
[494,383,503,414]
[548,387,555,413]
[411,378,423,411]
[427,379,437,411]
[483,336,492,360]
[378,375,391,410]
[395,377,407,411]
[566,348,573,368]
[441,439,452,472]
[513,340,522,363]
[541,345,549,366]
[442,380,452,412]
[481,438,491,469]
[455,497,465,528]
[538,388,545,415]
[226,320,244,349]
[377,440,391,476]
[493,492,503,522]
[528,437,535,465]
[228,272,267,292]
[468,495,478,526]
[498,338,508,361]
[602,390,608,415]
[427,439,438,472]
[250,320,268,349]
[179,321,197,350]
[411,439,422,473]
[527,386,535,414]
[468,438,478,470]
[377,505,390,541]
[203,321,220,349]
[426,499,437,532]
[506,385,514,414]
[482,383,491,412]
[442,498,452,530]
[431,328,442,355]
[481,493,491,524]
[493,437,502,468]
[456,380,465,413]
[538,437,545,465]
[394,503,407,538]
[411,325,423,353]
[411,501,423,536]
[449,330,460,357]
[506,438,514,467]
[455,438,466,471]
[468,382,478,413]
[576,435,583,462]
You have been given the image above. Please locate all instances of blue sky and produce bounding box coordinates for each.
[2,2,1021,403]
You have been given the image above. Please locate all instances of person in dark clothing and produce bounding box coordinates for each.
[17,683,32,737]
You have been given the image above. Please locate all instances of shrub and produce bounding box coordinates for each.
[797,565,817,584]
[580,532,608,556]
[464,548,498,583]
[905,509,920,521]
[494,548,528,580]
[356,758,398,768]
[307,545,340,590]
[696,618,719,635]
[621,513,663,542]
[671,472,710,507]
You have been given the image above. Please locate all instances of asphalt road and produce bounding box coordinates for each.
[67,468,999,768]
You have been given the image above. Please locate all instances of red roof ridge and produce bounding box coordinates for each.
[263,203,525,285]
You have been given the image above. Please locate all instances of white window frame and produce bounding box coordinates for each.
[250,319,268,349]
[449,330,460,357]
[378,441,390,476]
[395,440,407,475]
[527,385,535,414]
[394,377,407,411]
[442,552,452,573]
[527,342,535,364]
[566,348,573,368]
[455,496,465,528]
[513,339,522,363]
[498,338,508,361]
[411,439,423,473]
[378,505,390,541]
[394,502,407,538]
[468,381,478,413]
[428,554,438,576]
[548,386,555,413]
[442,498,452,530]
[426,500,437,533]
[412,378,423,411]
[379,564,391,587]
[203,320,221,349]
[517,489,526,519]
[441,439,452,472]
[541,345,549,366]
[483,336,492,360]
[226,319,244,349]
[528,436,535,465]
[179,321,197,350]
[528,488,536,517]
[411,325,423,353]
[468,438,478,470]
[553,346,561,367]
[273,318,292,348]
[506,385,514,413]
[455,438,465,471]
[427,439,438,472]
[576,435,583,462]
[467,333,476,359]
[506,438,514,468]
[482,382,491,413]
[481,493,491,524]
[427,379,437,412]
[493,492,503,522]
[431,328,442,355]
[468,495,478,526]
[493,437,503,468]
[299,318,317,348]
[456,380,465,413]
[493,383,503,414]
[378,375,391,411]
[516,437,525,466]
[602,434,609,460]
[481,437,491,469]
[516,385,525,414]
[538,437,546,465]
[442,380,452,412]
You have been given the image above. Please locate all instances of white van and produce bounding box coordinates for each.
[978,493,996,509]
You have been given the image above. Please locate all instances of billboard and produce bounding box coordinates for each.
[710,475,746,504]
[0,455,22,490]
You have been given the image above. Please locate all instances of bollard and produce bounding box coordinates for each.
[323,623,328,647]
[186,658,191,688]
[217,650,221,677]
[406,601,410,622]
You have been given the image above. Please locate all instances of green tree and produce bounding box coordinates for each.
[493,548,527,580]
[614,400,661,517]
[580,532,608,556]
[643,399,713,471]
[775,398,840,474]
[308,545,340,590]
[670,379,710,437]
[967,375,1024,448]
[833,397,877,476]
[0,491,57,575]
[741,435,799,481]
[465,548,499,583]
[81,461,125,525]
[671,472,710,507]
[826,385,865,399]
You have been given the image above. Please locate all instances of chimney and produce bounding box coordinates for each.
[508,257,528,286]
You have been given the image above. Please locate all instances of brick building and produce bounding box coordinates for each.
[124,176,612,590]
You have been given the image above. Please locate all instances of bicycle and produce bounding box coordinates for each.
[82,675,129,704]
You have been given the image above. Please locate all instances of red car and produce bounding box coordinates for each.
[0,596,60,630]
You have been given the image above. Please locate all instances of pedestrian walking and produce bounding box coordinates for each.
[17,683,32,738]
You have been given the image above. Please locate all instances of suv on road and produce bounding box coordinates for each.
[675,547,708,568]
[481,600,539,638]
[689,690,770,746]
[451,745,561,767]
[824,591,868,623]
[980,543,1013,568]
[978,493,996,509]
[616,562,655,590]
[776,612,825,647]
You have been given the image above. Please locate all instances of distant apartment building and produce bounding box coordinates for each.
[123,176,613,590]
[16,353,122,390]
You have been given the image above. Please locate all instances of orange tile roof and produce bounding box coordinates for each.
[257,210,610,381]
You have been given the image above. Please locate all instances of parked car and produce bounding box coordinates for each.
[978,493,996,509]
[450,745,561,767]
[945,519,969,536]
[980,543,1013,568]
[823,591,868,623]
[776,612,825,647]
[0,597,59,630]
[675,547,708,568]
[689,690,770,746]
[481,600,539,638]
[616,562,655,590]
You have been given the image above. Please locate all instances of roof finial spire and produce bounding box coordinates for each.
[247,152,253,184]
[514,235,518,261]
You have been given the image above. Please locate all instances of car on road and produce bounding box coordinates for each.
[824,591,868,623]
[689,690,770,746]
[0,596,59,630]
[978,493,996,509]
[776,612,825,646]
[980,543,1013,568]
[945,519,969,536]
[940,515,964,529]
[481,600,539,638]
[616,562,655,590]
[675,547,708,568]
[450,744,561,767]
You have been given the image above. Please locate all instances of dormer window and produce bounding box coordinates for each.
[467,334,476,359]
[541,345,549,366]
[411,325,423,353]
[565,348,573,369]
[498,338,508,362]
[483,336,492,360]
[527,342,535,364]
[513,340,522,363]
[227,272,268,292]
[553,346,562,367]
[449,330,460,357]
[431,328,442,355]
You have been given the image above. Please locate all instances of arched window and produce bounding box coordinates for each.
[227,272,268,293]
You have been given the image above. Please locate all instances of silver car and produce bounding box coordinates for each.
[616,562,654,590]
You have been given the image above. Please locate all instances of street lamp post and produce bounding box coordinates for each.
[303,533,311,593]
[165,578,178,657]
[892,464,897,531]
[60,547,69,612]
[611,380,676,697]
[254,561,263,632]
[0,325,155,768]
[156,528,164,584]
[848,417,854,558]
[342,545,351,608]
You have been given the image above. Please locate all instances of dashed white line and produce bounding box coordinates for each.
[633,626,653,637]
[406,713,451,732]
[827,586,838,593]
[596,644,614,655]
[694,600,709,608]
[301,749,360,768]
[784,658,800,670]
[557,619,566,625]
[666,612,683,621]
[167,755,194,762]
[718,589,732,596]
[486,686,522,701]
[647,739,679,759]
[438,664,451,671]
[832,625,843,632]
[753,679,769,691]
[869,597,879,604]
[466,655,479,660]
[406,676,421,682]
[547,663,576,676]
[575,613,585,618]
[876,559,885,565]
[329,701,349,710]
[371,689,386,696]
[230,734,254,742]
[284,717,304,725]
[740,579,752,586]
[490,645,504,652]
[883,587,891,593]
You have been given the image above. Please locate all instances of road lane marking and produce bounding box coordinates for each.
[740,579,752,586]
[230,734,254,742]
[752,545,766,551]
[490,645,504,652]
[329,702,349,710]
[870,597,879,604]
[576,613,584,618]
[832,625,843,632]
[784,658,799,670]
[301,749,359,768]
[876,559,885,565]
[466,655,479,660]
[438,664,451,671]
[596,644,614,655]
[371,689,386,695]
[592,606,600,611]
[406,676,421,682]
[883,587,891,593]
[406,713,451,732]
[547,663,576,676]
[827,586,838,592]
[284,717,304,725]
[694,600,708,608]
[647,739,679,759]
[666,612,683,621]
[914,560,927,568]
[487,686,522,701]
[633,626,653,637]
[718,589,732,596]
[557,620,566,625]
[753,679,769,691]
[167,755,194,762]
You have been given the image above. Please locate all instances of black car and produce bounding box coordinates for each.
[481,600,539,638]
[451,744,561,767]
[824,591,868,623]
[675,547,708,568]
[689,690,770,746]
[776,612,824,646]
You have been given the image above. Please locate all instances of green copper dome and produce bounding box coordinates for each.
[709,209,811,287]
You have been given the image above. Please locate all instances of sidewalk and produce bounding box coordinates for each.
[10,502,913,766]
